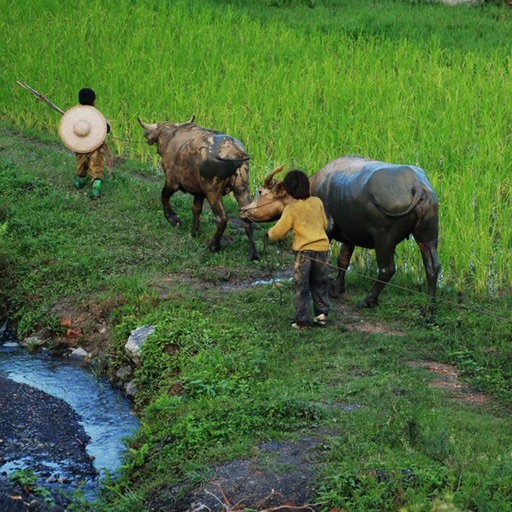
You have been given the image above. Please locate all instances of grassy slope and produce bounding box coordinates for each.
[1,125,512,511]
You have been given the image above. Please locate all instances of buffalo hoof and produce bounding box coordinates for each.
[165,213,181,227]
[421,301,437,325]
[328,280,343,299]
[357,297,378,308]
[207,242,221,253]
[250,251,260,261]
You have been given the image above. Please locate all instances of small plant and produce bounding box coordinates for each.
[10,469,54,506]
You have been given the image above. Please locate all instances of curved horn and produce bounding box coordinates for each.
[137,116,158,131]
[263,165,285,186]
[175,114,196,128]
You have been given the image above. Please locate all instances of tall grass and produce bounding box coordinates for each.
[1,0,511,296]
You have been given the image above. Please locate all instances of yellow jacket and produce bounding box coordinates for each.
[268,196,329,252]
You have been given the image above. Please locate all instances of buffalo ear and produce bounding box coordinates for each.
[274,181,288,198]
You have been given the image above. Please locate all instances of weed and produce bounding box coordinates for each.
[10,469,54,506]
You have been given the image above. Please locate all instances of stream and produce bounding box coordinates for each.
[0,335,139,499]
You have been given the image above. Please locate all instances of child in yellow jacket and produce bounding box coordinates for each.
[267,170,330,329]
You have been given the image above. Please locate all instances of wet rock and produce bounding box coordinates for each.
[47,346,72,358]
[21,336,45,348]
[116,365,133,380]
[125,324,155,365]
[0,319,10,342]
[68,347,90,361]
[125,380,137,397]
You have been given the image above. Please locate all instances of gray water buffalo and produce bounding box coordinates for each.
[138,115,259,260]
[240,156,440,307]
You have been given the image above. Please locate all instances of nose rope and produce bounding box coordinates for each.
[241,197,287,219]
[247,218,410,293]
[261,232,284,305]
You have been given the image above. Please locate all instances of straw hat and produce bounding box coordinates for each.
[58,105,107,153]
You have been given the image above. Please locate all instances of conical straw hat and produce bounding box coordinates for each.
[58,105,107,153]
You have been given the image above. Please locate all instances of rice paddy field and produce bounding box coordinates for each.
[1,0,512,295]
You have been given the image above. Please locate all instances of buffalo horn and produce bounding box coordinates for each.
[137,116,158,131]
[263,165,285,186]
[175,114,196,128]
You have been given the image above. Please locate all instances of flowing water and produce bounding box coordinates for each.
[0,337,139,495]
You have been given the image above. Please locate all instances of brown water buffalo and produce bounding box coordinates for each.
[138,115,259,260]
[240,156,440,307]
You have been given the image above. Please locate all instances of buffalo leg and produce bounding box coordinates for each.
[161,185,181,227]
[413,213,440,303]
[206,194,228,253]
[242,221,259,261]
[233,178,260,260]
[191,195,204,237]
[330,243,354,298]
[417,240,440,302]
[359,242,397,308]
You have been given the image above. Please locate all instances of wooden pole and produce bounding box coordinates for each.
[16,80,65,115]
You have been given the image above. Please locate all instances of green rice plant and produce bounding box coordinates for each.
[2,0,512,300]
[1,0,495,295]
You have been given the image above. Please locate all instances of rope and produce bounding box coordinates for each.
[247,218,512,325]
[110,134,148,145]
[261,232,285,305]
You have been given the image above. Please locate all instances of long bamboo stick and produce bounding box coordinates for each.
[16,80,65,115]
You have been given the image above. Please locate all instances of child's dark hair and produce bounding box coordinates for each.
[283,169,310,200]
[78,88,96,106]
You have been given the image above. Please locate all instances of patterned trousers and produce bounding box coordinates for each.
[293,250,330,326]
[75,143,105,181]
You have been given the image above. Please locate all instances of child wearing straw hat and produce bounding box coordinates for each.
[267,169,330,330]
[58,88,110,199]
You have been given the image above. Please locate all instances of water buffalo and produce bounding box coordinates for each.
[138,115,259,260]
[240,156,440,307]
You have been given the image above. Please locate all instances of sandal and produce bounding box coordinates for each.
[314,314,327,326]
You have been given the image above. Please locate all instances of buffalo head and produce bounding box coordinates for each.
[137,115,195,145]
[239,165,294,222]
